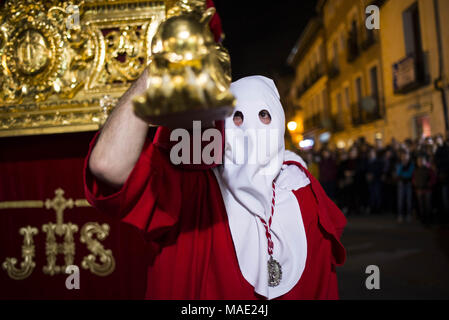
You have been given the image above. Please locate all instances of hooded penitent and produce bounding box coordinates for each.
[213,76,310,299]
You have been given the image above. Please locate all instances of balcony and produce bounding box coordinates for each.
[393,52,430,94]
[346,31,360,63]
[350,103,362,126]
[330,115,345,133]
[351,97,383,126]
[296,84,307,98]
[328,60,340,79]
[309,65,324,84]
[296,65,325,98]
[304,113,323,131]
[361,29,376,51]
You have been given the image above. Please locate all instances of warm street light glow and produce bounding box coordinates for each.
[337,140,346,149]
[287,121,297,131]
[299,139,314,149]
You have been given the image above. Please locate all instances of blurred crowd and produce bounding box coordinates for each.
[301,134,449,225]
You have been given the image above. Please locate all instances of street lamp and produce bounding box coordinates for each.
[287,121,297,132]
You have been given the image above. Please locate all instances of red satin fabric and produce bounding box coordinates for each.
[84,127,347,300]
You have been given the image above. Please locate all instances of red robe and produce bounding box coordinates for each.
[83,125,347,299]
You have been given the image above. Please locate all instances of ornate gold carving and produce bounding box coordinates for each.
[80,222,115,276]
[103,25,147,83]
[0,0,180,137]
[0,198,90,210]
[42,188,78,275]
[0,188,114,279]
[74,199,91,207]
[1,1,91,103]
[45,188,74,235]
[133,0,234,128]
[0,200,44,209]
[2,226,38,280]
[42,222,79,276]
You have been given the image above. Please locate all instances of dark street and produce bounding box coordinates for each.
[338,214,449,299]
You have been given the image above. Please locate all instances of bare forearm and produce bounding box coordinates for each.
[89,68,150,188]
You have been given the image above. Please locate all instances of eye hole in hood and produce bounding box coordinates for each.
[233,110,244,127]
[258,109,271,125]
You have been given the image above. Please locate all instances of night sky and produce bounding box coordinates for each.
[213,0,318,80]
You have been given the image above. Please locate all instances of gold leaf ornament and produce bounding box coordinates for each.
[133,0,235,128]
[80,222,115,277]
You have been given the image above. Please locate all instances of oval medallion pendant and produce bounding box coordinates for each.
[267,255,282,287]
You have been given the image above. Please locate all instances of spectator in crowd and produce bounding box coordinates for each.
[342,147,359,216]
[366,148,384,214]
[298,133,448,225]
[319,148,338,201]
[396,150,415,223]
[337,150,350,215]
[412,153,436,224]
[355,144,369,215]
[305,151,320,180]
[435,135,449,217]
[381,148,397,214]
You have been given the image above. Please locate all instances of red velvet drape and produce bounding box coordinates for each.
[0,131,150,299]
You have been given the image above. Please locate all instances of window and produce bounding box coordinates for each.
[315,94,321,116]
[317,43,323,64]
[304,100,310,120]
[353,76,363,124]
[321,89,327,113]
[311,95,316,115]
[327,1,335,18]
[335,91,344,130]
[415,115,431,138]
[333,40,339,58]
[402,2,426,82]
[344,86,351,109]
[355,76,363,104]
[347,18,359,62]
[336,92,343,114]
[369,65,379,100]
[402,2,423,57]
[332,40,339,67]
[340,31,346,52]
[350,19,358,42]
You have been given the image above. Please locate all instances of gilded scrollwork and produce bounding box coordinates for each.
[132,0,234,127]
[103,25,146,83]
[0,0,175,137]
[42,222,79,276]
[80,222,115,277]
[1,0,87,103]
[0,188,115,280]
[1,226,39,280]
[42,188,79,275]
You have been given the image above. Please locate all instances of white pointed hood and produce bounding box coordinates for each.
[213,76,309,299]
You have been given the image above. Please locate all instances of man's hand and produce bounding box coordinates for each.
[89,67,150,189]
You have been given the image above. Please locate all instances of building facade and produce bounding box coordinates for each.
[323,0,385,148]
[379,0,449,142]
[288,17,328,148]
[288,0,449,149]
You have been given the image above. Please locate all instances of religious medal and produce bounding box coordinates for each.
[260,180,283,287]
[268,255,282,287]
